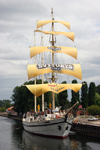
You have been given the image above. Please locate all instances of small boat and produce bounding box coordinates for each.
[22,8,82,139]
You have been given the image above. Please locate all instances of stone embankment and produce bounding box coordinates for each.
[0,112,22,121]
[0,112,8,117]
[71,117,100,138]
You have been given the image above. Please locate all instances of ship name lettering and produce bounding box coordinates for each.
[37,64,74,70]
[51,87,65,92]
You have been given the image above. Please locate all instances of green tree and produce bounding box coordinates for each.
[87,105,100,116]
[95,92,100,107]
[11,86,31,114]
[96,85,100,95]
[0,100,11,110]
[44,92,52,108]
[0,107,5,112]
[88,82,95,106]
[0,100,3,107]
[2,100,12,109]
[71,79,80,105]
[58,81,68,110]
[81,81,88,108]
[55,93,59,107]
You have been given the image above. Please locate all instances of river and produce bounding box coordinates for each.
[0,116,100,150]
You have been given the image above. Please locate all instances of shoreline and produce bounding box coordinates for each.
[0,112,22,121]
[0,112,8,117]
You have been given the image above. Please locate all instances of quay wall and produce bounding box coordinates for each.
[0,112,8,117]
[8,114,22,121]
[71,122,100,138]
[0,113,22,121]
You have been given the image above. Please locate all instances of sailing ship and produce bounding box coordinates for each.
[22,8,82,139]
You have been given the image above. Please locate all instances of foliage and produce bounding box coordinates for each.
[71,79,80,105]
[0,100,11,112]
[87,105,100,116]
[88,82,95,106]
[55,93,59,106]
[11,86,30,114]
[44,91,52,108]
[81,81,88,108]
[0,107,5,112]
[96,85,100,95]
[64,101,71,110]
[0,100,3,107]
[95,92,100,107]
[0,100,12,110]
[58,81,68,110]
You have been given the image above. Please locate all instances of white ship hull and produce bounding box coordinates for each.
[23,117,73,139]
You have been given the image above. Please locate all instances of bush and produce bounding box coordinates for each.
[0,107,5,112]
[87,105,100,116]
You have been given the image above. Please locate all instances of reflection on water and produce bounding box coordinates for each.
[0,116,100,150]
[22,130,71,150]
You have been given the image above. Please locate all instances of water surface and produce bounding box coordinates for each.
[0,116,100,150]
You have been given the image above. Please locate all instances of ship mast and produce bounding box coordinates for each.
[34,32,37,112]
[51,8,55,110]
[41,27,44,112]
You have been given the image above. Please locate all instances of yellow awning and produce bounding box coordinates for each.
[27,64,82,80]
[30,46,77,59]
[37,20,70,29]
[35,30,75,41]
[25,83,82,97]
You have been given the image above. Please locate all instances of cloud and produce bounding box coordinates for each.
[0,0,100,101]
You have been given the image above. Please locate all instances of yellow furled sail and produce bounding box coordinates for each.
[35,30,75,41]
[37,20,70,29]
[30,46,77,59]
[27,64,82,80]
[25,83,82,97]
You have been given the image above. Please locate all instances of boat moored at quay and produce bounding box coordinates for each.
[22,8,82,138]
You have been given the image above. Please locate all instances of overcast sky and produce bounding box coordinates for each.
[0,0,100,101]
